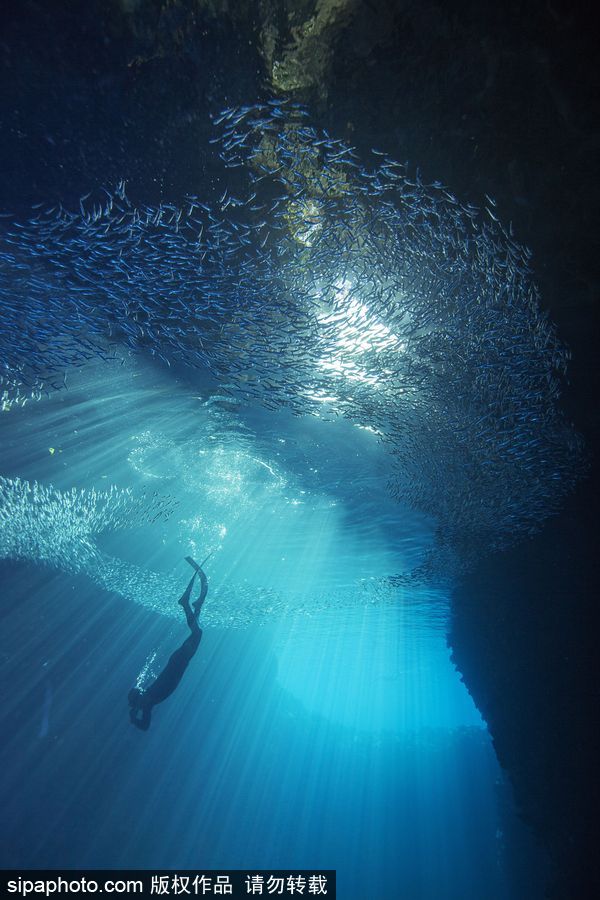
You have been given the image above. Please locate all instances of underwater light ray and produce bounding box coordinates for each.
[0,99,586,585]
[0,471,437,625]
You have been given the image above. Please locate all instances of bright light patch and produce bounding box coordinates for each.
[273,603,485,734]
[314,279,404,391]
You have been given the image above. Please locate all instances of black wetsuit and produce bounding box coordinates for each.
[129,569,206,730]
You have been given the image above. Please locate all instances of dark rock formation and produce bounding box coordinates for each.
[450,468,600,897]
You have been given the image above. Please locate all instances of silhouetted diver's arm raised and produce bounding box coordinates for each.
[128,561,208,731]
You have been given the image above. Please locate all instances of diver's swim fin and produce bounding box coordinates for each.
[185,552,213,572]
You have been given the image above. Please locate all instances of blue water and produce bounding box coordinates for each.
[0,356,546,897]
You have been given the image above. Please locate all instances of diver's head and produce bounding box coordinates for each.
[128,687,143,709]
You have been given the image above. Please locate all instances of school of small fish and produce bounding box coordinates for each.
[0,476,177,573]
[0,472,431,625]
[0,99,586,580]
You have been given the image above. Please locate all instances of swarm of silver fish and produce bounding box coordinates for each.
[0,100,586,572]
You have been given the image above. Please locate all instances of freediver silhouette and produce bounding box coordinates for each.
[128,555,211,731]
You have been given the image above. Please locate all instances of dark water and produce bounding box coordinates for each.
[1,2,598,898]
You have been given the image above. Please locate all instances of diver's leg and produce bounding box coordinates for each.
[181,600,200,634]
[178,572,200,635]
[180,630,201,658]
[178,573,197,608]
[193,570,208,618]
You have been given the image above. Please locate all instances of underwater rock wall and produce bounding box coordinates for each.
[449,470,600,898]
